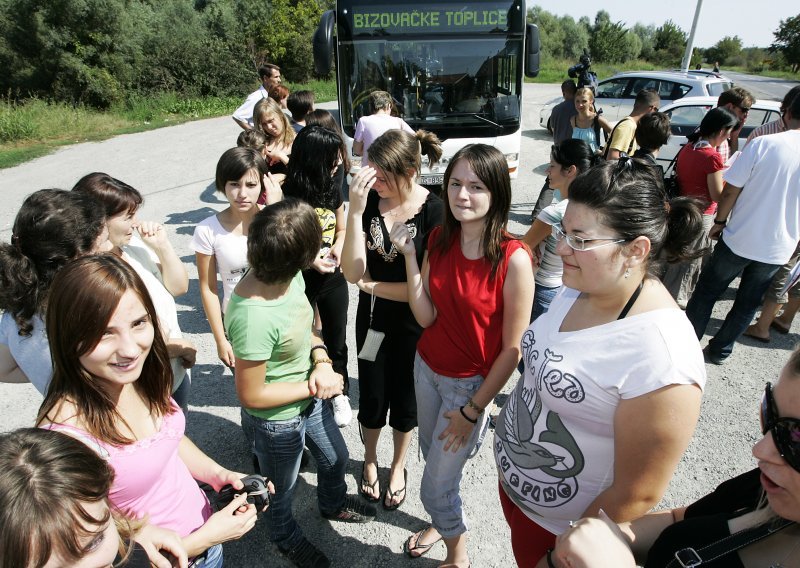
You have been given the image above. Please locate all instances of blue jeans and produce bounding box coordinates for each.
[249,398,349,551]
[685,237,781,360]
[532,284,560,321]
[193,543,223,568]
[414,354,491,538]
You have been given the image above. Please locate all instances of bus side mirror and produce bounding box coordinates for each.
[313,10,335,76]
[525,23,540,78]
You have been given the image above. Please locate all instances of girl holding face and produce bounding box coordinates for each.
[341,129,444,511]
[73,173,194,412]
[252,97,295,190]
[389,144,534,567]
[494,160,708,566]
[569,88,612,154]
[37,255,260,568]
[547,347,800,568]
[191,148,280,368]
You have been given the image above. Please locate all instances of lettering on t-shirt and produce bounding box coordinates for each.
[495,330,585,512]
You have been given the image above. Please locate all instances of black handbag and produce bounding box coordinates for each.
[663,144,688,200]
[666,517,794,567]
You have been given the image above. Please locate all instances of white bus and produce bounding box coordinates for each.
[313,0,539,186]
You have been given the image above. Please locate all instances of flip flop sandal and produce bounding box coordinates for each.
[771,321,791,334]
[743,329,771,343]
[383,468,407,511]
[359,463,380,503]
[403,527,442,558]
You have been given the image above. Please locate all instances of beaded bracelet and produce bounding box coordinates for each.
[313,357,333,366]
[310,344,328,355]
[459,406,478,424]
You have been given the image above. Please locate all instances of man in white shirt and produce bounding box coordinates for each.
[686,95,800,364]
[232,64,282,130]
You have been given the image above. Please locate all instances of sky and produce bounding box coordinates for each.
[530,0,797,48]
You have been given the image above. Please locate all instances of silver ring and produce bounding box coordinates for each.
[568,520,576,528]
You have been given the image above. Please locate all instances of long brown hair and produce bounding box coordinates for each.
[434,144,515,278]
[0,428,121,568]
[37,254,173,446]
[367,129,442,195]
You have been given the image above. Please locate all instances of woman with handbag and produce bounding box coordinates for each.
[661,107,738,307]
[546,346,800,568]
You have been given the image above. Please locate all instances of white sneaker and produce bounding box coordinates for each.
[330,395,352,428]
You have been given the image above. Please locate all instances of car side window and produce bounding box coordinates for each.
[666,105,711,136]
[628,78,657,98]
[596,79,628,98]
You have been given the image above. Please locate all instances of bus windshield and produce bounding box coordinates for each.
[338,38,521,140]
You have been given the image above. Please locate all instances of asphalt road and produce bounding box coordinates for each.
[0,84,796,567]
[723,70,799,101]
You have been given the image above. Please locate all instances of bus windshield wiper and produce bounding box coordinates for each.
[447,112,501,128]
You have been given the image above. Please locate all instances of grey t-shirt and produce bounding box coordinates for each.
[550,99,578,144]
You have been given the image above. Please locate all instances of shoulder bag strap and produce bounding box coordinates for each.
[666,518,794,567]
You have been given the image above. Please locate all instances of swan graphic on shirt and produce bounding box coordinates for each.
[495,328,585,515]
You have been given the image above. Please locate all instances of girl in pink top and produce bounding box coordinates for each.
[389,144,534,568]
[37,254,263,567]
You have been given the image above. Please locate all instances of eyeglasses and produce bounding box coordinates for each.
[761,382,800,473]
[552,223,627,252]
[737,105,751,114]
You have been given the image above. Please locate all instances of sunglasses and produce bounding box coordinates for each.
[737,104,751,114]
[761,382,800,473]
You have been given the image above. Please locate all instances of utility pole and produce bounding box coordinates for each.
[681,0,704,71]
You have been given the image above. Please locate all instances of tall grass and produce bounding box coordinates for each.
[0,80,338,169]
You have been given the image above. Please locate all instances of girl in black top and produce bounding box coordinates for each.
[341,128,444,511]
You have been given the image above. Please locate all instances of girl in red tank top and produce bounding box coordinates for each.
[389,144,534,568]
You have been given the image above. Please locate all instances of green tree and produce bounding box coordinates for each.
[247,0,325,81]
[652,19,686,66]
[589,20,630,63]
[632,23,656,60]
[528,7,567,60]
[560,15,590,60]
[705,35,743,66]
[769,14,800,73]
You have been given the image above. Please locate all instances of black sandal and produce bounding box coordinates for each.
[359,463,380,503]
[403,527,442,558]
[383,468,407,511]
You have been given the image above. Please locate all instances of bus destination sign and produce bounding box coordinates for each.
[350,4,514,34]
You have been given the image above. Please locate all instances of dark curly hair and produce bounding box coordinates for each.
[0,189,106,336]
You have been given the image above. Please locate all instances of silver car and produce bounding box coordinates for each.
[657,96,782,168]
[539,70,734,129]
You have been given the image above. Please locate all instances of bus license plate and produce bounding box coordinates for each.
[420,175,443,186]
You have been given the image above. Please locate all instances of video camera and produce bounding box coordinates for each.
[568,49,598,94]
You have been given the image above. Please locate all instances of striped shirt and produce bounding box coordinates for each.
[744,118,786,147]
